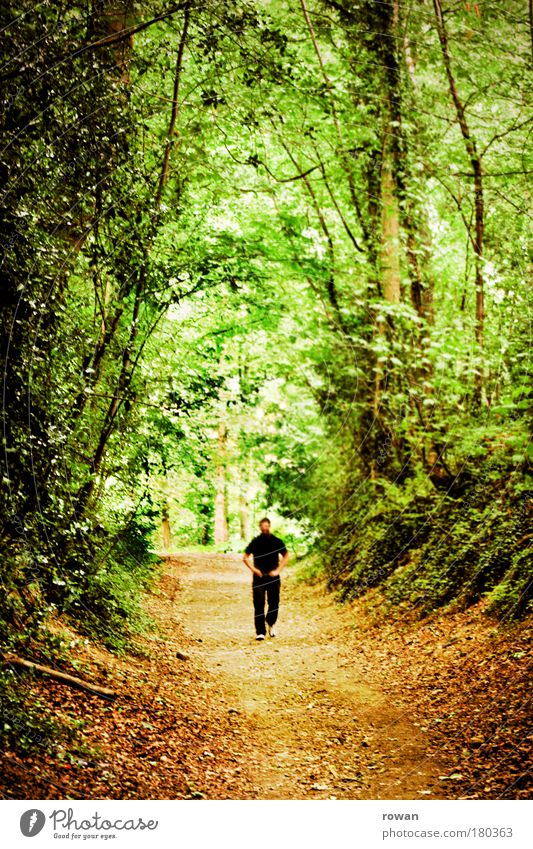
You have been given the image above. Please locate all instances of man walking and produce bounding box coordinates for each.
[243,518,289,640]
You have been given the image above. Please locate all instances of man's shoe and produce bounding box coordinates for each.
[255,634,265,640]
[267,625,276,637]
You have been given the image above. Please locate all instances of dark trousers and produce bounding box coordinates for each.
[252,574,280,635]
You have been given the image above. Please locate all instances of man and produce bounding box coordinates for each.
[243,518,289,640]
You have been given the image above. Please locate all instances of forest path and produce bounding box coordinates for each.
[169,552,445,800]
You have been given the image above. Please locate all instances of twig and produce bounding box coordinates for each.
[2,654,116,700]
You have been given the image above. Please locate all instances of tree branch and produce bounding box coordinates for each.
[0,4,190,83]
[72,3,189,58]
[251,157,323,183]
[3,654,116,700]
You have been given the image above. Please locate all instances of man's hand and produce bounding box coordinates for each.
[268,569,280,577]
[253,567,263,577]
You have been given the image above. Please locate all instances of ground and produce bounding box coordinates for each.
[171,552,445,799]
[1,553,530,800]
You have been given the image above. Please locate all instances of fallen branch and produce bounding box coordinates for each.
[2,654,116,700]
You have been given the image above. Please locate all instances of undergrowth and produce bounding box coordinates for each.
[322,458,532,622]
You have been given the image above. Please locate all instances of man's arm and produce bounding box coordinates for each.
[268,547,289,577]
[243,551,262,577]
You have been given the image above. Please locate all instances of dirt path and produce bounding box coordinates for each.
[170,552,445,800]
[4,550,528,801]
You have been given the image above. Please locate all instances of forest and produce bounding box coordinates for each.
[0,0,531,802]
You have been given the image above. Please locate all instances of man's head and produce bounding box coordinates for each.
[259,517,271,535]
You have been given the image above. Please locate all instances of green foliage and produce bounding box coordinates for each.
[66,560,158,652]
[486,543,533,620]
[324,463,532,622]
[294,553,324,585]
[0,667,79,755]
[322,480,434,601]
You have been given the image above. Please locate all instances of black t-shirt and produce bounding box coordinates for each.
[245,533,287,574]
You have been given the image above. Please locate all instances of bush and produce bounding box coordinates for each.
[323,464,533,622]
[63,517,161,651]
[0,668,65,754]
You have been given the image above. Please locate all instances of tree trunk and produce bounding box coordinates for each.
[73,9,190,515]
[239,492,249,543]
[214,416,229,545]
[371,126,402,480]
[161,502,172,550]
[398,20,435,322]
[379,148,401,304]
[89,1,134,80]
[433,0,485,404]
[238,455,252,543]
[300,0,371,258]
